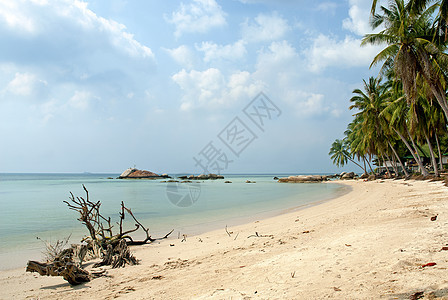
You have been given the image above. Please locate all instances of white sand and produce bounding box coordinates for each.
[2,179,448,299]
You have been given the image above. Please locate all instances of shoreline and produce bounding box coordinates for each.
[2,179,448,299]
[0,179,347,271]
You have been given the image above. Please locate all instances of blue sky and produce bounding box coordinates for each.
[0,0,383,174]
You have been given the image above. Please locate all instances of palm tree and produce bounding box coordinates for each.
[329,139,349,168]
[371,0,448,35]
[329,139,365,171]
[344,121,373,174]
[380,79,430,175]
[407,95,440,175]
[363,0,448,122]
[349,77,391,168]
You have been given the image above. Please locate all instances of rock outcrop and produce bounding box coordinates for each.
[117,168,171,179]
[178,174,224,180]
[278,175,328,183]
[341,172,355,179]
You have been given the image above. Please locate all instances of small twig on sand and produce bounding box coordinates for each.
[247,232,274,238]
[234,232,239,240]
[225,225,233,237]
[181,234,187,242]
[291,271,296,278]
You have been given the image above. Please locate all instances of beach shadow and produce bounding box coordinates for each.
[40,282,89,291]
[388,287,448,299]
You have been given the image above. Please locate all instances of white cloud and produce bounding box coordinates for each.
[165,45,196,69]
[241,12,289,43]
[342,0,373,36]
[294,92,327,116]
[255,40,299,85]
[317,2,338,14]
[196,40,247,62]
[167,0,227,38]
[63,0,154,59]
[305,34,381,73]
[0,0,154,59]
[0,0,36,33]
[68,90,96,110]
[172,68,264,111]
[5,72,47,96]
[40,98,58,123]
[284,90,343,118]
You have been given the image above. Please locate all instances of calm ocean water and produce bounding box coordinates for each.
[0,173,348,270]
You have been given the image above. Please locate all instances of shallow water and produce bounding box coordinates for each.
[0,173,348,270]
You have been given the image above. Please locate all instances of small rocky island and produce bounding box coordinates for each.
[178,174,224,180]
[117,168,171,179]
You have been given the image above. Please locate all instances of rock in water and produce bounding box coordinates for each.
[278,175,328,183]
[117,168,170,179]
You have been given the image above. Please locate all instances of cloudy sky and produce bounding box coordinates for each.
[0,0,382,174]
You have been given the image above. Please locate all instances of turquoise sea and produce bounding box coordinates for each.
[0,173,349,270]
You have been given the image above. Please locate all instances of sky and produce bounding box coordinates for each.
[0,0,384,174]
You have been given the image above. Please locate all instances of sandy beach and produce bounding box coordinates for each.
[2,179,448,299]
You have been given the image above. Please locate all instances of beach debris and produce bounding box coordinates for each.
[333,287,342,292]
[247,232,274,238]
[430,215,438,221]
[421,262,437,268]
[36,235,72,263]
[441,246,448,251]
[63,185,173,247]
[345,244,352,247]
[93,239,138,268]
[27,185,174,285]
[225,225,233,237]
[291,271,296,278]
[181,234,187,242]
[26,248,104,285]
[409,291,424,300]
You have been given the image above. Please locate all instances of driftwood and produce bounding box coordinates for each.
[26,185,173,285]
[26,248,91,285]
[93,239,138,268]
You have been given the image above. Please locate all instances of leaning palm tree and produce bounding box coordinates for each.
[329,139,349,168]
[363,0,448,122]
[329,139,365,171]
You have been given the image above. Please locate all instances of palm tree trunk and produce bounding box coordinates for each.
[392,127,429,176]
[425,132,439,177]
[366,157,374,174]
[417,49,448,122]
[381,154,391,178]
[388,140,409,177]
[386,152,399,177]
[347,157,365,173]
[406,127,429,176]
[435,133,443,171]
